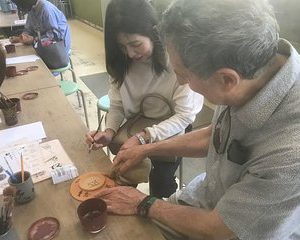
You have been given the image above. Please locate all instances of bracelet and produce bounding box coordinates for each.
[137,195,157,217]
[135,133,146,145]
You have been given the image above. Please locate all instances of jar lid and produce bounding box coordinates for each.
[28,217,60,240]
[22,92,38,100]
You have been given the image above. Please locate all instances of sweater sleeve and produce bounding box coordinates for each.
[105,79,126,133]
[146,84,204,142]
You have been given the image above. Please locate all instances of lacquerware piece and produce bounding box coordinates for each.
[70,172,117,202]
[28,217,60,240]
[22,92,38,100]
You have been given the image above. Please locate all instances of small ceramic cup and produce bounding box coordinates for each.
[0,225,20,240]
[9,98,21,112]
[8,171,35,204]
[5,66,17,78]
[4,45,16,54]
[77,198,107,234]
[1,101,18,126]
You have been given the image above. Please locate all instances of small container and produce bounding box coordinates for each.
[0,225,20,240]
[77,198,107,234]
[5,66,17,78]
[9,98,21,112]
[1,101,18,126]
[8,171,35,204]
[4,45,16,54]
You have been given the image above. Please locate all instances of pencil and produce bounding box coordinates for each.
[21,153,24,183]
[89,115,104,153]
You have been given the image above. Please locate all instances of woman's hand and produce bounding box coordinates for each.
[85,130,114,150]
[9,36,21,43]
[19,33,34,45]
[96,186,146,215]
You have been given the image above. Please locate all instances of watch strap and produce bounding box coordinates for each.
[135,133,147,145]
[137,195,157,217]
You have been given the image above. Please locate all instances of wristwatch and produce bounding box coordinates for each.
[135,133,147,145]
[137,196,157,217]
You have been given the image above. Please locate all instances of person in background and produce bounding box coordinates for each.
[0,48,5,87]
[86,0,203,198]
[9,0,71,55]
[96,0,300,239]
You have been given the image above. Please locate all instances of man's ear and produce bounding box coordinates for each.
[215,68,241,92]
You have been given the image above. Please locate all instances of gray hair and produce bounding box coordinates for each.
[161,0,279,79]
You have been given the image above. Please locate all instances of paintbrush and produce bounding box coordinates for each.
[21,153,24,183]
[88,115,104,153]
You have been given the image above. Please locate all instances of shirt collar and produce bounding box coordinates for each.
[231,39,300,129]
[32,0,42,12]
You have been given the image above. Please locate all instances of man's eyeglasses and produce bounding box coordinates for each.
[213,106,231,154]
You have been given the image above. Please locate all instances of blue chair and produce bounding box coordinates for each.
[97,95,110,130]
[51,59,90,129]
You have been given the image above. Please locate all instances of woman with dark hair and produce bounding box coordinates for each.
[86,0,203,198]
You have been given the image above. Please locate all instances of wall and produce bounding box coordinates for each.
[71,0,103,29]
[270,0,300,50]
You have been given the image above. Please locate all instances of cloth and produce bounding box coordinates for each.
[106,60,203,142]
[149,157,182,198]
[175,39,300,240]
[24,0,71,54]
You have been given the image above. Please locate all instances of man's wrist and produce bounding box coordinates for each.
[137,195,158,217]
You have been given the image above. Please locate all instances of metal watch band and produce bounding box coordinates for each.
[135,133,147,145]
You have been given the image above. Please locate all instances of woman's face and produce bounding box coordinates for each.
[117,33,153,62]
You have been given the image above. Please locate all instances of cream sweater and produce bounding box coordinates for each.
[106,60,203,142]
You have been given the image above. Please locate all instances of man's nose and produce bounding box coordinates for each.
[126,46,136,59]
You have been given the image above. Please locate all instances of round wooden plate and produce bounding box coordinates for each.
[78,172,106,191]
[70,172,117,202]
[28,217,60,240]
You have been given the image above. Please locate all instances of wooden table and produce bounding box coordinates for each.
[1,44,59,96]
[0,11,26,29]
[0,87,164,240]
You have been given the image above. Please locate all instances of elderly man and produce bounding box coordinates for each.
[10,0,71,55]
[97,0,300,239]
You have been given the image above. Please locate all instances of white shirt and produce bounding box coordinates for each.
[106,60,203,142]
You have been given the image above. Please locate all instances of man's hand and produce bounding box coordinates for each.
[85,130,114,150]
[113,144,148,175]
[96,186,146,215]
[120,135,140,150]
[19,33,34,45]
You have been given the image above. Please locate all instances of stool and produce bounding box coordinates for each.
[51,62,89,129]
[97,95,110,130]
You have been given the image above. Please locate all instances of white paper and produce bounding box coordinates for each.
[6,55,40,65]
[0,121,46,149]
[0,139,75,193]
[14,19,26,25]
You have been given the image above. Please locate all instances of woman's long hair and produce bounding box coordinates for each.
[105,0,167,87]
